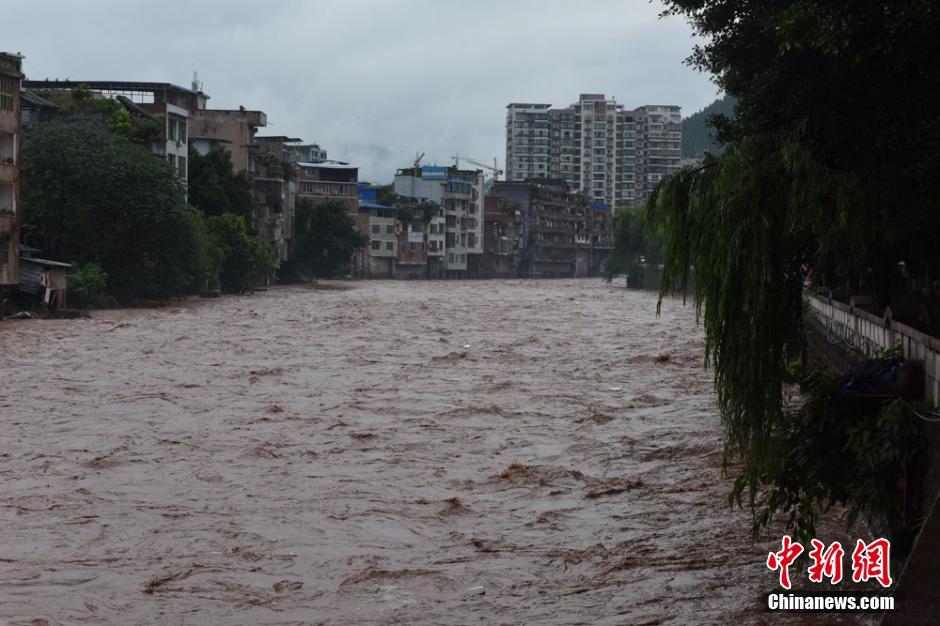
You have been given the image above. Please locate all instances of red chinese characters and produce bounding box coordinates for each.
[807,539,845,584]
[767,536,893,589]
[851,538,892,588]
[766,535,804,589]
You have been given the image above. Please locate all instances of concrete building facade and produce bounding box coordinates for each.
[492,179,612,278]
[0,53,22,285]
[190,107,267,173]
[506,94,682,209]
[295,161,359,214]
[393,165,483,278]
[287,143,327,164]
[22,79,208,186]
[480,194,522,278]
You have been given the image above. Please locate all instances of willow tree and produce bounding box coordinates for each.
[652,1,940,538]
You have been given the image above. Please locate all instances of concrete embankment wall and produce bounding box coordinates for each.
[805,293,940,408]
[807,291,940,618]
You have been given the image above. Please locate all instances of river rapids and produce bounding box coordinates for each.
[1,280,865,624]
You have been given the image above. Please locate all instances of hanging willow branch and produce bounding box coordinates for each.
[646,135,914,537]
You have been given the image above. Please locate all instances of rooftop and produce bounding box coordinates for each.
[255,135,303,143]
[297,161,356,170]
[359,201,393,210]
[23,79,203,97]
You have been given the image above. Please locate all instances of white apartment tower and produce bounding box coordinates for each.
[506,94,681,209]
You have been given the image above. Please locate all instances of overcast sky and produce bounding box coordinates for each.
[6,0,718,183]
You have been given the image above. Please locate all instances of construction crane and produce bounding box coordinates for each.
[451,154,503,181]
[413,151,425,168]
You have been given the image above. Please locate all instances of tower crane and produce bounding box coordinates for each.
[451,155,503,181]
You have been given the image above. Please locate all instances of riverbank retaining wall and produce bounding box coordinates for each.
[805,292,940,408]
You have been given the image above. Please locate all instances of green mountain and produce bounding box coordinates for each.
[682,94,735,159]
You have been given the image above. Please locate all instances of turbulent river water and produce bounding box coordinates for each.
[1,279,863,624]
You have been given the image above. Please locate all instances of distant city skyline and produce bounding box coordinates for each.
[5,0,719,183]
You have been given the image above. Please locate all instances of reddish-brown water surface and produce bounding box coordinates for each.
[0,279,834,624]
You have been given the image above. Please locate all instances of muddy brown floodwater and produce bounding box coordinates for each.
[0,280,853,624]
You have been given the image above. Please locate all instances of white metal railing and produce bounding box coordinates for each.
[806,291,940,407]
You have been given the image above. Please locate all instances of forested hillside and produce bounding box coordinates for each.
[681,94,734,158]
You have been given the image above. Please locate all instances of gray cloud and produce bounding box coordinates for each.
[6,0,718,182]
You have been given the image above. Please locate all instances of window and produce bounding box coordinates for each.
[370,240,380,250]
[386,224,395,234]
[167,119,177,141]
[178,120,187,143]
[0,77,14,111]
[386,241,394,251]
[410,242,416,251]
[177,155,187,179]
[371,224,380,234]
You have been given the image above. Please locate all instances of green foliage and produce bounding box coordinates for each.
[206,214,274,293]
[738,372,921,543]
[107,108,133,137]
[376,186,399,207]
[602,204,663,282]
[653,0,938,538]
[397,205,414,224]
[255,150,285,178]
[70,84,94,103]
[419,201,439,222]
[291,200,366,279]
[661,0,939,234]
[68,262,108,308]
[681,94,735,159]
[20,121,206,300]
[177,209,221,294]
[46,86,117,115]
[649,137,864,507]
[130,117,163,147]
[188,145,254,221]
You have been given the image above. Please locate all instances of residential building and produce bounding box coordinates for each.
[633,104,684,199]
[0,52,22,285]
[393,165,484,278]
[190,111,300,262]
[492,178,612,278]
[19,88,58,128]
[481,193,522,278]
[396,218,431,279]
[287,143,328,163]
[253,135,302,262]
[190,107,267,173]
[506,94,682,208]
[505,103,551,182]
[22,79,208,184]
[295,160,359,214]
[358,183,447,280]
[357,185,398,277]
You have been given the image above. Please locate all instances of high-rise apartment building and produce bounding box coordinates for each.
[0,52,23,285]
[506,94,682,209]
